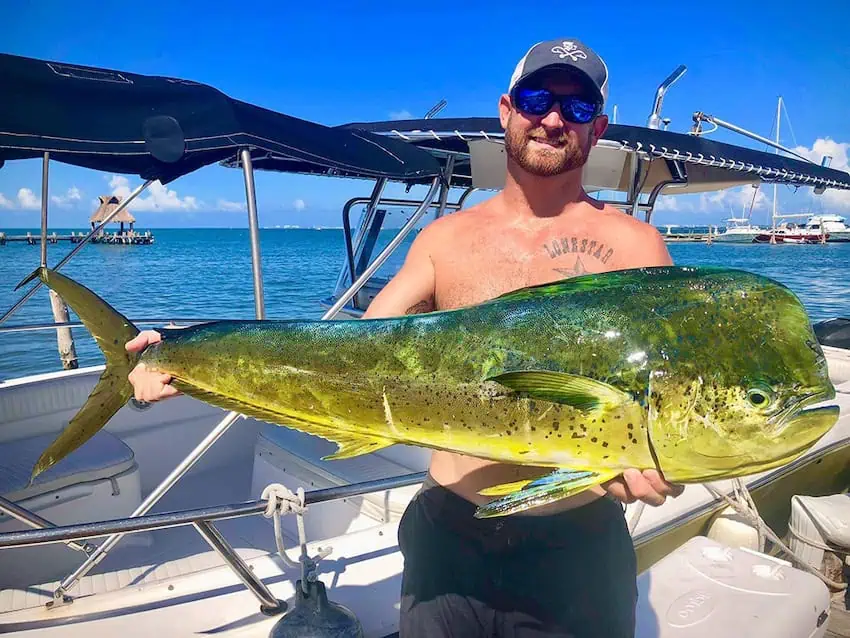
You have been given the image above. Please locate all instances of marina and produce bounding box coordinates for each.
[1,37,850,638]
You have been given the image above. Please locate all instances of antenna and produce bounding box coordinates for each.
[423,99,447,119]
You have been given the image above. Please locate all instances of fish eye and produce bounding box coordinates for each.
[746,388,772,408]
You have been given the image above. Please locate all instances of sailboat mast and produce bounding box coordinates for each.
[772,96,781,231]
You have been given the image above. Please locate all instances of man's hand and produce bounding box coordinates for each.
[125,330,181,403]
[603,469,684,506]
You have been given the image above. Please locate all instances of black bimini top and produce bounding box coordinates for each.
[0,53,441,184]
[340,118,850,193]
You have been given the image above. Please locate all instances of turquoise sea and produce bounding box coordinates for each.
[1,227,850,381]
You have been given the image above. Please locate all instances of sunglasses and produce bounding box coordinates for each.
[512,86,601,124]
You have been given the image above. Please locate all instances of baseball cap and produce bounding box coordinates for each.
[508,38,609,107]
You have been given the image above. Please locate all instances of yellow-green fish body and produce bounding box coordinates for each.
[24,265,839,517]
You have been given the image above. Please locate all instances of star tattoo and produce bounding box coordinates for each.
[554,256,588,277]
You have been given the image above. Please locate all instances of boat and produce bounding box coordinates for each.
[713,217,761,243]
[2,53,850,637]
[806,214,850,242]
[753,221,829,244]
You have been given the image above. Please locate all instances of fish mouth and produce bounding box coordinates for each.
[769,388,838,434]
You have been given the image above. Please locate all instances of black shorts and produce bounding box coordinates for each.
[397,474,637,638]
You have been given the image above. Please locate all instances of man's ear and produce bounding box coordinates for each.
[590,113,609,146]
[498,93,512,129]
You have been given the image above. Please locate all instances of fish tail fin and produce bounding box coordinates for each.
[21,267,141,481]
[474,468,619,518]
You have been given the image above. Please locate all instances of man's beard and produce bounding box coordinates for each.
[504,121,591,177]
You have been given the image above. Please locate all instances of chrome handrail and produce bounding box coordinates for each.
[0,318,241,335]
[0,472,426,549]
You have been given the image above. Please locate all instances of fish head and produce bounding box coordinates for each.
[647,269,840,480]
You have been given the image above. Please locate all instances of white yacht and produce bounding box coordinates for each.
[806,214,850,242]
[2,53,850,638]
[713,217,761,243]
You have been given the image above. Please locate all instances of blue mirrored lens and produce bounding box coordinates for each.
[515,88,553,115]
[514,87,598,123]
[562,97,596,123]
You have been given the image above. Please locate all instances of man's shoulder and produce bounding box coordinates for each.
[593,202,672,268]
[413,201,493,245]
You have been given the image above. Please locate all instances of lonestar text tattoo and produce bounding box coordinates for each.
[543,237,615,277]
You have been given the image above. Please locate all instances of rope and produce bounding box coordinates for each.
[704,480,847,591]
[260,482,334,594]
[261,483,306,570]
[787,521,850,556]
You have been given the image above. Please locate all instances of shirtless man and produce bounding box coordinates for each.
[126,38,681,637]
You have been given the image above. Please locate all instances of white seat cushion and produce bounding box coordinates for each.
[0,431,135,501]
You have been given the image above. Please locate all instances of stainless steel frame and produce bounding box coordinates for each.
[323,177,441,320]
[0,472,427,550]
[647,65,687,129]
[241,148,266,320]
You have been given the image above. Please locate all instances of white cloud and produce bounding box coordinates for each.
[216,199,246,212]
[698,185,768,215]
[792,138,849,171]
[293,198,306,211]
[0,193,13,209]
[389,109,413,121]
[654,196,683,212]
[109,175,200,212]
[17,188,40,210]
[792,138,850,211]
[51,186,82,208]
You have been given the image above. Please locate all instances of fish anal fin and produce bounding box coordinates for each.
[322,435,394,460]
[171,381,393,460]
[486,370,632,412]
[474,468,618,518]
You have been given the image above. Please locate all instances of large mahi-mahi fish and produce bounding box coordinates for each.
[21,265,839,517]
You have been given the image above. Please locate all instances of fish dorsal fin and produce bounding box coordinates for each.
[486,370,632,412]
[171,381,393,460]
[489,265,734,304]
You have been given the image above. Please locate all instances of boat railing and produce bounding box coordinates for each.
[0,471,427,614]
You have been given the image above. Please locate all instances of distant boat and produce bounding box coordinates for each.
[713,217,760,243]
[753,221,828,244]
[804,214,850,242]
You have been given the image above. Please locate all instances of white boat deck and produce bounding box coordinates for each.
[0,461,286,614]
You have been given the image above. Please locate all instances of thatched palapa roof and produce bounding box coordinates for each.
[90,195,136,224]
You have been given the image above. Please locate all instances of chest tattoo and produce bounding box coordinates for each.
[543,236,615,272]
[554,256,589,277]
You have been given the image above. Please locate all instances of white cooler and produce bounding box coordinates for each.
[635,536,831,638]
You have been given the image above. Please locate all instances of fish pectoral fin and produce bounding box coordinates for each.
[474,468,619,518]
[477,477,538,497]
[486,370,632,412]
[171,382,394,460]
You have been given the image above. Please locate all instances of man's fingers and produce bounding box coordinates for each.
[642,469,685,498]
[622,469,665,506]
[604,478,636,504]
[125,330,161,352]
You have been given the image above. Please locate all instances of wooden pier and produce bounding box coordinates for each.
[0,231,154,246]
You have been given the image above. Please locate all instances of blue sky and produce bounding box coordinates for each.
[1,0,849,229]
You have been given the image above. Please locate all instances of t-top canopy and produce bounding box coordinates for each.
[339,118,850,194]
[0,53,441,184]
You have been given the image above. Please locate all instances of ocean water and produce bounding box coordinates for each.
[1,227,849,381]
